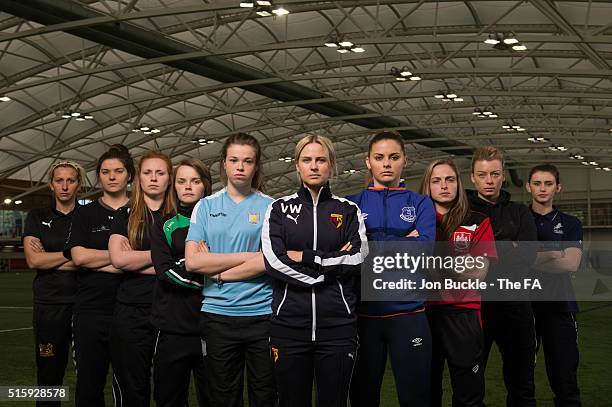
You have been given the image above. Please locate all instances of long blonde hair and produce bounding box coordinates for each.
[419,158,470,240]
[128,151,175,249]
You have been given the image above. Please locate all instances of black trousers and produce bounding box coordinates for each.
[72,312,115,407]
[272,335,357,407]
[153,331,210,407]
[33,303,73,407]
[482,302,536,407]
[427,307,485,407]
[349,312,431,407]
[200,312,275,407]
[535,310,581,407]
[110,303,157,407]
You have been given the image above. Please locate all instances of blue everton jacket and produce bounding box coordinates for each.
[347,185,436,315]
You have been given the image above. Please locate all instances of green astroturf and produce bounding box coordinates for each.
[1,271,610,406]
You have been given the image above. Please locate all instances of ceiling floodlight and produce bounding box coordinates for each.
[0,96,11,102]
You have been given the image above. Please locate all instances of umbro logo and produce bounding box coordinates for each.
[411,337,423,347]
[472,364,480,373]
[286,214,300,225]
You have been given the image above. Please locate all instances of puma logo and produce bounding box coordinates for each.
[286,214,300,225]
[41,220,52,228]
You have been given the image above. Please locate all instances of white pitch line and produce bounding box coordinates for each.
[0,306,32,309]
[0,327,32,333]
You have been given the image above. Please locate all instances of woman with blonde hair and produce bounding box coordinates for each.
[419,158,497,407]
[262,134,368,407]
[23,160,84,405]
[108,150,174,406]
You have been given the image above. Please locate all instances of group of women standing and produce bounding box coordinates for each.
[25,130,497,407]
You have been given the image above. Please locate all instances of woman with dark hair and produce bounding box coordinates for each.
[419,158,497,407]
[347,131,436,407]
[107,150,174,406]
[64,144,134,407]
[150,158,212,407]
[185,133,275,407]
[262,134,368,407]
[23,160,84,406]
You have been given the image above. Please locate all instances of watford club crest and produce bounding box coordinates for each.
[330,214,343,229]
[271,346,279,363]
[39,343,54,357]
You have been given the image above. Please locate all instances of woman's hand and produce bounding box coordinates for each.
[406,229,420,238]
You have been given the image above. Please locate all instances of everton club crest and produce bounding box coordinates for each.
[400,206,416,223]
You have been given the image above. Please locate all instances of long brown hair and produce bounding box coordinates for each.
[419,158,470,240]
[173,158,212,206]
[219,133,265,192]
[128,151,175,249]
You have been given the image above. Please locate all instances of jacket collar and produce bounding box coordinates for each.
[297,183,332,205]
[366,181,407,191]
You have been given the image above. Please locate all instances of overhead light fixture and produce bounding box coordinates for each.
[569,153,584,160]
[324,37,365,53]
[503,122,525,131]
[343,169,359,174]
[434,91,462,102]
[503,33,519,45]
[0,96,11,102]
[603,167,611,172]
[272,7,289,16]
[14,200,22,205]
[485,32,526,52]
[549,145,568,152]
[192,138,215,146]
[244,1,289,17]
[3,198,11,204]
[527,136,549,143]
[484,33,501,45]
[390,66,421,82]
[61,111,94,120]
[278,156,293,163]
[132,124,160,134]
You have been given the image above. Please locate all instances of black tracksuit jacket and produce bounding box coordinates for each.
[262,184,369,342]
[467,189,537,299]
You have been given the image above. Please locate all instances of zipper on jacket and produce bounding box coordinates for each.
[383,188,389,233]
[311,189,320,342]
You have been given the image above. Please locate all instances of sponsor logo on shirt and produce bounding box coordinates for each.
[286,214,300,225]
[91,225,110,233]
[39,343,54,357]
[210,212,227,217]
[452,230,472,252]
[330,213,343,229]
[553,222,564,235]
[41,220,53,228]
[248,212,259,224]
[411,337,423,347]
[400,206,416,223]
